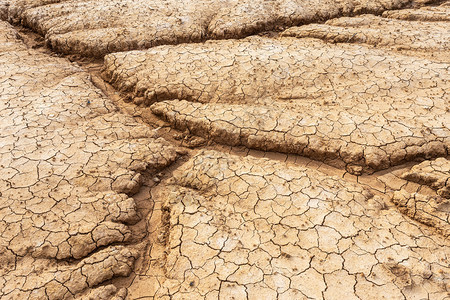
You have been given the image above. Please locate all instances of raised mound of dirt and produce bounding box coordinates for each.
[401,158,450,198]
[103,35,449,174]
[1,0,415,56]
[392,158,450,237]
[282,13,450,61]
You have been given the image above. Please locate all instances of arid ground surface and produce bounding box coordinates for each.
[0,0,449,299]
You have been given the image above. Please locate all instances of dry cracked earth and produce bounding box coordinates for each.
[0,0,449,299]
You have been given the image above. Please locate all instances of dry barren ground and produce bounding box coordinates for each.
[0,0,424,56]
[0,21,180,299]
[153,151,449,299]
[0,0,449,299]
[103,36,449,175]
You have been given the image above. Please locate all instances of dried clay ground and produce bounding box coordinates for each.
[0,0,449,299]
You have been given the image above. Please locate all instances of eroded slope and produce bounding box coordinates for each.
[0,21,178,299]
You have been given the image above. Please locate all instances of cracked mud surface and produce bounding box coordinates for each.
[1,0,450,299]
[401,158,450,198]
[153,151,449,299]
[1,0,418,57]
[103,35,449,174]
[0,21,178,299]
[282,14,450,61]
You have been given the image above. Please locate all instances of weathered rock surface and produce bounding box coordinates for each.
[154,150,449,299]
[0,21,178,299]
[103,36,449,174]
[0,0,416,56]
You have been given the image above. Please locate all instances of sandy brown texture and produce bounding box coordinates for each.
[382,3,450,21]
[2,1,450,299]
[103,36,449,174]
[0,21,178,299]
[391,158,450,237]
[392,190,450,237]
[401,158,450,198]
[282,14,450,61]
[151,150,449,299]
[0,0,416,56]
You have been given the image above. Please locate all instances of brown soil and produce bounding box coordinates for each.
[0,0,449,299]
